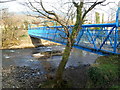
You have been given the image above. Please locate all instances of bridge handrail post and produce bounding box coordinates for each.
[114,27,118,53]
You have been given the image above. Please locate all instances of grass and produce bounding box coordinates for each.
[87,55,120,88]
[95,55,120,65]
[110,85,120,89]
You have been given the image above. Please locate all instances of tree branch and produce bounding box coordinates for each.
[40,0,70,36]
[0,0,16,3]
[58,33,68,39]
[72,0,79,7]
[28,0,54,20]
[40,0,59,21]
[82,0,106,20]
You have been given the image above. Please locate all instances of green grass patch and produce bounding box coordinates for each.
[110,85,120,89]
[87,55,119,88]
[96,55,120,65]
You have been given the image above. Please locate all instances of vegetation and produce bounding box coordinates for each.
[23,20,29,30]
[87,55,120,88]
[0,10,35,48]
[2,12,20,47]
[95,12,100,24]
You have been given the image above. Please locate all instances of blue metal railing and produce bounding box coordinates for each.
[28,7,120,55]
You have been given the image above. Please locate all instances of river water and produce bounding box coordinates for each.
[2,45,100,70]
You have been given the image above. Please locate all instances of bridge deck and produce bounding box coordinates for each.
[28,26,120,55]
[28,7,120,55]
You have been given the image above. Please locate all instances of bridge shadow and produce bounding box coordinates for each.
[30,36,44,48]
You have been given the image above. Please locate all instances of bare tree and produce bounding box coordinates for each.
[0,0,16,3]
[2,11,21,47]
[25,0,111,87]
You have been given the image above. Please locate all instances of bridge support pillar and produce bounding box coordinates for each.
[30,36,43,48]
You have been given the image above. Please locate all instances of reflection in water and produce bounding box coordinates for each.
[2,45,100,71]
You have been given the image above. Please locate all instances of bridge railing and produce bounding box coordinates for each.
[28,22,120,54]
[75,23,119,54]
[28,6,120,54]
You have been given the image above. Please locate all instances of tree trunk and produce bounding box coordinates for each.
[55,41,72,86]
[54,2,83,87]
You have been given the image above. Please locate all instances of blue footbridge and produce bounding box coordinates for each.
[28,7,120,55]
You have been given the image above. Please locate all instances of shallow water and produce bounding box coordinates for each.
[2,45,100,70]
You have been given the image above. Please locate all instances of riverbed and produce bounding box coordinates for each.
[2,45,100,88]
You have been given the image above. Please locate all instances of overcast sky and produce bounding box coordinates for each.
[0,0,119,12]
[0,0,120,22]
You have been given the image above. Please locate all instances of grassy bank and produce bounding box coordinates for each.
[87,55,120,88]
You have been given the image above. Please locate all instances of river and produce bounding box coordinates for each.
[2,45,100,69]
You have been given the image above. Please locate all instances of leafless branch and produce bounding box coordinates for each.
[72,0,79,7]
[0,0,16,3]
[58,33,68,39]
[40,0,59,21]
[100,2,115,6]
[82,0,107,20]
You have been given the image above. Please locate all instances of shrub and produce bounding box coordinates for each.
[88,55,119,88]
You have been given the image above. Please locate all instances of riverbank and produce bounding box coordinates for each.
[1,30,60,50]
[2,45,119,88]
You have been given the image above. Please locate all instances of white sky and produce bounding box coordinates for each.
[0,0,119,12]
[0,0,120,22]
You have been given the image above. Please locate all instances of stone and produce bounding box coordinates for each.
[32,53,45,58]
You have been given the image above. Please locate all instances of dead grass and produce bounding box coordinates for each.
[1,30,60,49]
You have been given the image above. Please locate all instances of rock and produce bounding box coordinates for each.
[10,50,15,53]
[84,64,90,67]
[5,55,10,59]
[32,50,63,59]
[37,72,40,75]
[41,50,63,56]
[32,53,45,58]
[45,73,54,80]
